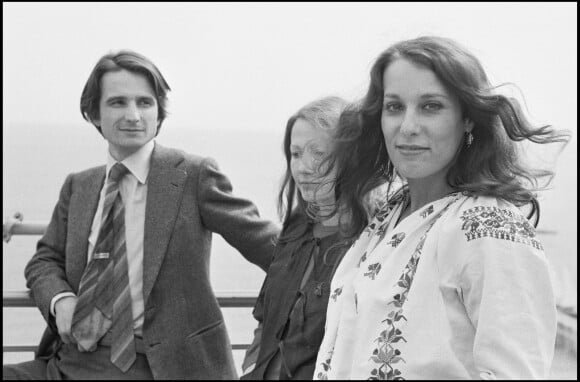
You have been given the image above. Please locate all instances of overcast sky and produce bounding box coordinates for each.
[3,2,577,138]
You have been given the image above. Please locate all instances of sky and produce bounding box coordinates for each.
[3,2,577,137]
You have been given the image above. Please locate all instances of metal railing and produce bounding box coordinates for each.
[3,213,576,357]
[3,290,255,353]
[3,213,256,355]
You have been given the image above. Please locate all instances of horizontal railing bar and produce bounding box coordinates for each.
[3,291,34,307]
[3,346,37,353]
[3,221,559,241]
[4,222,47,236]
[3,290,257,308]
[3,344,249,353]
[4,290,254,354]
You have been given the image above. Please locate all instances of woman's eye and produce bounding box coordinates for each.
[384,102,403,112]
[424,102,442,111]
[291,152,300,158]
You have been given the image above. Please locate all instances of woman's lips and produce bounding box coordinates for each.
[396,144,429,155]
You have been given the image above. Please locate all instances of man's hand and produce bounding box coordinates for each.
[54,296,78,345]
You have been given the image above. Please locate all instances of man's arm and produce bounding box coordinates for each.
[197,158,280,271]
[24,174,76,332]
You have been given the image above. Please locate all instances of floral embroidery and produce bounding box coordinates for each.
[365,194,401,236]
[317,349,334,380]
[387,232,406,248]
[364,263,382,280]
[370,223,392,253]
[460,206,543,250]
[389,253,420,308]
[376,223,389,245]
[331,286,343,302]
[375,201,397,223]
[369,310,407,380]
[357,252,368,268]
[367,239,423,379]
[363,221,377,235]
[368,193,462,380]
[420,205,434,218]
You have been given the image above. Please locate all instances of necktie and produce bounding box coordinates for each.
[71,162,136,372]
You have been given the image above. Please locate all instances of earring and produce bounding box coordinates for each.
[466,131,474,148]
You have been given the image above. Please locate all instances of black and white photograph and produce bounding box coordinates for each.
[3,2,576,379]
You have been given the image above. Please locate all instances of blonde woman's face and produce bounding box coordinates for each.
[290,118,336,205]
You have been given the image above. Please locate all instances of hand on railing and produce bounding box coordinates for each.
[3,212,23,243]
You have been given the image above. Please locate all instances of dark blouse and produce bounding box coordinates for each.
[242,213,350,380]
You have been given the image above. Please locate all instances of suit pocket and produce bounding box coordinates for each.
[184,320,237,379]
[186,320,224,340]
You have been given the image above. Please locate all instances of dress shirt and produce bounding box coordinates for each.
[50,140,155,337]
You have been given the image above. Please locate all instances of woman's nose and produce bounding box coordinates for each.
[400,111,420,135]
[297,156,315,174]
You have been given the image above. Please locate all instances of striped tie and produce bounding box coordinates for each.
[71,162,136,372]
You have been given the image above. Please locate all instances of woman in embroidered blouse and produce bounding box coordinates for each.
[241,96,375,379]
[314,36,570,380]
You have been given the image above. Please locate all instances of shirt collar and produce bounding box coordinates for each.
[105,140,155,185]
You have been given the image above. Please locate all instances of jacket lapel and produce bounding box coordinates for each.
[68,167,105,291]
[143,144,187,305]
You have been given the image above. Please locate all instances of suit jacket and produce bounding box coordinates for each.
[24,143,279,379]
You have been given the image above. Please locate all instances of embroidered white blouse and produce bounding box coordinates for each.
[314,192,557,380]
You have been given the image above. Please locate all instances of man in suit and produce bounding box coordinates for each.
[3,50,279,379]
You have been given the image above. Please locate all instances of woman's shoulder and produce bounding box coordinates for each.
[453,194,531,223]
[441,193,543,251]
[453,193,521,214]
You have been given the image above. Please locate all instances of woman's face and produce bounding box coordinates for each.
[380,58,472,184]
[290,118,336,205]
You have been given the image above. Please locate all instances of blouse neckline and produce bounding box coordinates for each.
[392,190,463,230]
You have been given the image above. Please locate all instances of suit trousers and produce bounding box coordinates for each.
[3,337,152,380]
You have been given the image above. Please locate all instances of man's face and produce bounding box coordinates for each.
[94,69,159,160]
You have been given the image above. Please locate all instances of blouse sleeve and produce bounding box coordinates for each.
[441,200,557,379]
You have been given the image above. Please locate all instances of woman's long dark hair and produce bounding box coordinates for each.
[333,36,570,240]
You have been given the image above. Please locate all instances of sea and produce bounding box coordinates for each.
[3,123,577,376]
